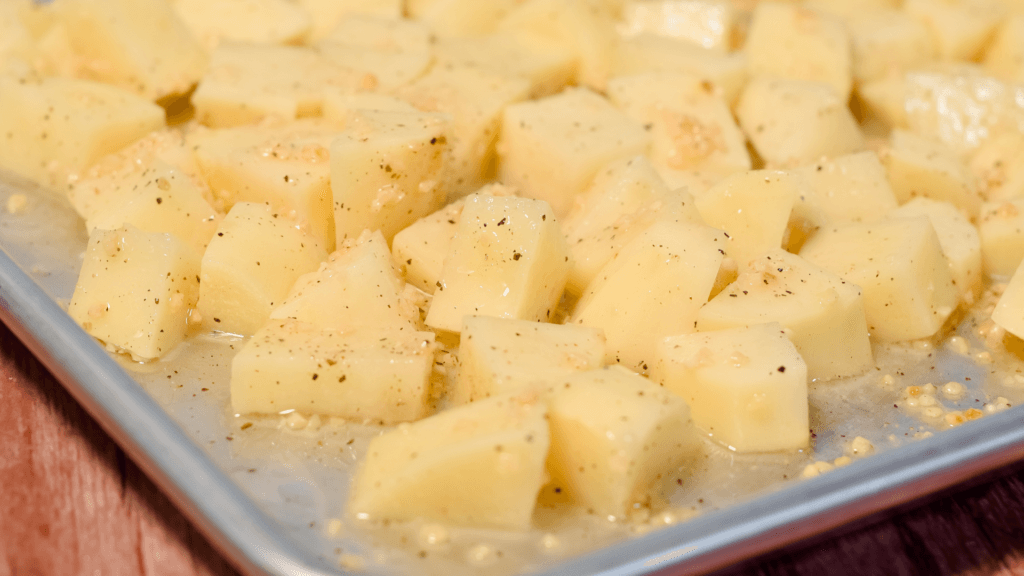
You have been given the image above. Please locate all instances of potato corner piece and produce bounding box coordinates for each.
[612,35,748,105]
[425,194,572,333]
[891,198,982,304]
[296,0,401,41]
[971,132,1024,203]
[800,217,958,342]
[197,202,327,336]
[652,323,809,453]
[979,198,1024,279]
[984,15,1024,84]
[231,321,434,423]
[848,10,933,84]
[331,110,449,245]
[570,220,727,374]
[0,77,164,190]
[992,261,1024,339]
[172,0,312,48]
[904,0,1003,62]
[696,249,873,381]
[736,77,865,168]
[270,231,414,333]
[792,152,898,225]
[744,2,852,99]
[391,199,465,294]
[407,0,523,38]
[499,87,651,217]
[454,316,605,405]
[432,32,576,98]
[68,226,200,360]
[619,0,735,53]
[50,0,207,100]
[348,392,549,530]
[544,365,698,518]
[882,130,982,218]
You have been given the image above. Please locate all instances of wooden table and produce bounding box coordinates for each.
[3,318,1024,576]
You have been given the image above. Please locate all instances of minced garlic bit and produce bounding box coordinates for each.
[466,544,497,567]
[880,374,896,388]
[539,533,561,553]
[922,406,944,419]
[944,412,966,426]
[850,436,874,457]
[281,411,308,430]
[417,523,450,547]
[985,397,1013,413]
[326,519,344,537]
[833,456,852,467]
[945,336,970,355]
[942,381,965,399]
[6,193,27,214]
[973,351,994,365]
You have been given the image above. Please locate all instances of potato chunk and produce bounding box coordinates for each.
[425,194,571,333]
[881,130,981,218]
[618,0,735,53]
[454,316,605,405]
[499,87,651,216]
[612,35,748,105]
[800,217,958,341]
[172,0,312,48]
[848,10,933,83]
[392,199,465,294]
[348,392,549,530]
[992,260,1024,340]
[978,198,1024,279]
[904,0,1003,61]
[197,202,327,336]
[231,320,435,423]
[331,110,449,244]
[652,323,809,452]
[792,152,898,225]
[569,220,727,373]
[544,366,698,517]
[696,249,873,381]
[68,226,200,360]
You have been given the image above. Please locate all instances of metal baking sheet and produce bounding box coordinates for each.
[2,168,1024,576]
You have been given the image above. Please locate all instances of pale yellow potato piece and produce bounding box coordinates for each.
[499,87,651,217]
[408,0,524,38]
[858,75,909,131]
[0,77,164,190]
[992,260,1024,339]
[190,120,340,250]
[316,44,433,96]
[544,366,698,517]
[606,73,750,177]
[971,132,1024,202]
[454,316,605,405]
[612,35,748,104]
[978,199,1024,279]
[805,0,899,19]
[348,392,549,530]
[881,130,982,217]
[425,194,571,332]
[432,32,576,98]
[49,0,208,99]
[848,10,934,83]
[197,202,327,336]
[792,152,898,225]
[319,14,431,54]
[904,0,1004,61]
[736,78,865,168]
[696,249,874,381]
[392,200,465,295]
[395,66,531,197]
[652,323,809,452]
[569,220,727,373]
[891,198,982,304]
[744,2,852,99]
[231,320,435,423]
[320,93,418,124]
[68,225,200,360]
[172,0,312,49]
[984,15,1024,84]
[618,0,735,53]
[270,231,414,333]
[294,0,401,41]
[800,217,959,341]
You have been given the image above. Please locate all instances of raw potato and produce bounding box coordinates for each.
[612,35,748,105]
[978,198,1024,279]
[792,152,898,225]
[197,202,327,336]
[847,10,933,83]
[348,392,550,530]
[425,194,571,333]
[454,316,605,405]
[618,0,735,53]
[171,0,312,48]
[881,130,982,217]
[652,323,809,453]
[992,260,1024,339]
[391,199,465,295]
[231,320,434,423]
[544,366,699,518]
[431,32,576,98]
[697,249,874,382]
[68,225,200,360]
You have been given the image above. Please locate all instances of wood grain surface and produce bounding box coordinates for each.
[3,314,1024,576]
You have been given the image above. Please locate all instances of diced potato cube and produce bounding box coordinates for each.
[992,260,1024,339]
[984,15,1024,84]
[618,0,735,53]
[891,198,982,304]
[50,0,208,99]
[696,249,874,381]
[792,152,898,224]
[744,3,852,99]
[432,32,576,98]
[408,0,524,38]
[87,161,221,257]
[544,366,698,517]
[800,217,958,341]
[0,77,164,190]
[694,170,803,268]
[978,199,1024,279]
[197,202,327,336]
[847,10,934,83]
[606,73,750,177]
[499,87,651,216]
[316,44,433,96]
[294,0,401,41]
[348,392,549,529]
[320,93,418,124]
[804,0,899,19]
[190,120,339,250]
[652,323,809,452]
[68,225,200,360]
[319,14,431,54]
[454,316,605,405]
[569,220,727,373]
[270,231,414,333]
[231,320,435,423]
[612,35,748,105]
[425,195,571,332]
[904,0,1003,61]
[331,110,449,244]
[970,132,1024,202]
[881,130,981,217]
[736,78,865,168]
[395,66,530,196]
[858,75,909,131]
[392,200,465,295]
[172,0,312,48]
